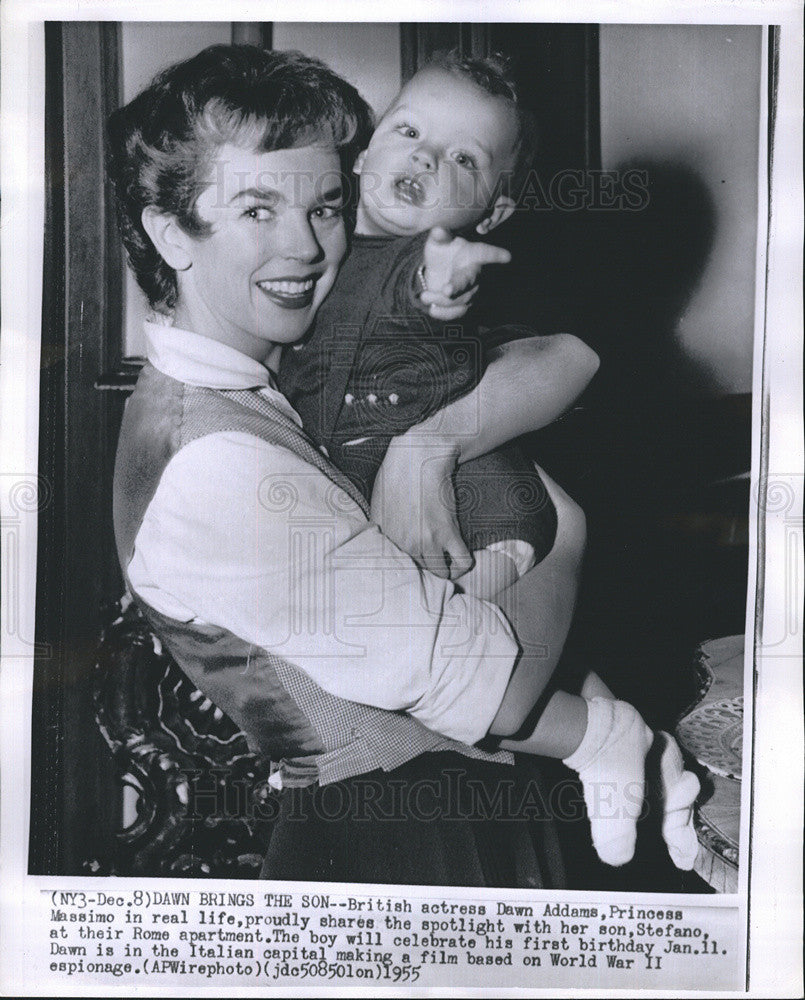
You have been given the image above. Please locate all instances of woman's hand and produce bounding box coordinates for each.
[370,433,474,579]
[370,437,586,585]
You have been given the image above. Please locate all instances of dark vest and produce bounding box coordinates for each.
[113,363,512,787]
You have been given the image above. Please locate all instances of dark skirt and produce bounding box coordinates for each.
[261,751,566,888]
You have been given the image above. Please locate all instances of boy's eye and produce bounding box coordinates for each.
[453,152,477,169]
[396,124,419,139]
[243,206,274,222]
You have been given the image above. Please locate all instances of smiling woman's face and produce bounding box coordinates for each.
[172,143,347,365]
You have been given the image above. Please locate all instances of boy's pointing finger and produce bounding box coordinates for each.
[469,244,512,267]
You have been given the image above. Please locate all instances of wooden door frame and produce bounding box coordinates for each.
[400,22,601,177]
[30,20,125,874]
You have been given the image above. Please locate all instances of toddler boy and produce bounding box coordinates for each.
[281,51,557,593]
[280,52,700,869]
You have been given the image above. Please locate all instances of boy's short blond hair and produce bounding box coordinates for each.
[424,50,538,199]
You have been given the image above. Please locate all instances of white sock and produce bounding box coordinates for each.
[657,732,700,870]
[563,698,653,867]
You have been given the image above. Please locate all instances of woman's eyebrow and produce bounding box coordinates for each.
[228,186,280,204]
[320,184,344,203]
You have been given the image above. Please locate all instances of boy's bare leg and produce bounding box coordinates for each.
[450,469,693,868]
[486,468,588,737]
[581,670,615,699]
[499,689,587,758]
[457,548,519,600]
[455,525,653,866]
[472,531,698,869]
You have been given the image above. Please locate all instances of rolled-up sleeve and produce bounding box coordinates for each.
[128,431,519,746]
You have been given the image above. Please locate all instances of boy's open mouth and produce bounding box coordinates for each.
[256,275,319,310]
[393,175,426,207]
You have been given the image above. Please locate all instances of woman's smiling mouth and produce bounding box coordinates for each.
[256,275,318,309]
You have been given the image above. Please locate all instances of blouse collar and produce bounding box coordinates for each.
[143,317,301,425]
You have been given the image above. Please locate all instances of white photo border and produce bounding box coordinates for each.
[1,2,802,997]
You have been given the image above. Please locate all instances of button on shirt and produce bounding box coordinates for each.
[126,321,520,747]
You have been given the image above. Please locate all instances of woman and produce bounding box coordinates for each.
[109,44,591,886]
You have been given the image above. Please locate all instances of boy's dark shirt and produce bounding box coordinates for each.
[280,233,486,492]
[279,232,557,559]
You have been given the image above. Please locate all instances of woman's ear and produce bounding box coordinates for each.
[475,195,516,235]
[353,149,367,176]
[141,206,193,271]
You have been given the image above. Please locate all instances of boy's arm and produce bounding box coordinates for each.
[370,333,599,577]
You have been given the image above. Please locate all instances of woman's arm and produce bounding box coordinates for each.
[129,431,523,749]
[130,434,582,749]
[402,332,599,463]
[371,333,599,577]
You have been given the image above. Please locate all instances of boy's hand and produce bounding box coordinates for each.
[370,433,474,580]
[418,227,511,321]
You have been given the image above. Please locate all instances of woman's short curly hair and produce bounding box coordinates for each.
[107,45,375,312]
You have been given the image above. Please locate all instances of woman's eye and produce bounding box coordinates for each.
[311,205,342,221]
[396,124,419,139]
[453,152,477,169]
[244,206,273,222]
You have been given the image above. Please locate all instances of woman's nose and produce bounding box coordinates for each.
[281,214,322,262]
[410,145,436,172]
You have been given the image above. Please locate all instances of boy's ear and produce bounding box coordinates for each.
[353,149,367,176]
[475,195,516,235]
[141,206,194,271]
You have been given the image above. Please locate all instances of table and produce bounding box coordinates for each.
[676,635,744,893]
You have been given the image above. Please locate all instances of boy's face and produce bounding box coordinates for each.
[169,142,346,364]
[354,67,519,237]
